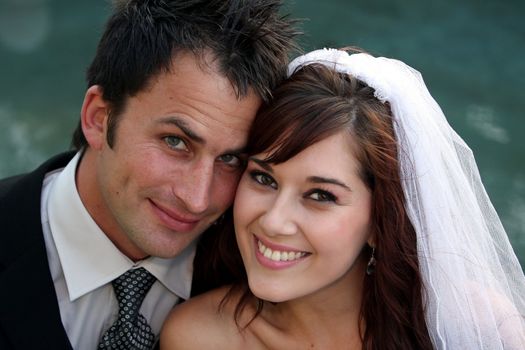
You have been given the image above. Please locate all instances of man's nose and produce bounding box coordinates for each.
[173,160,214,214]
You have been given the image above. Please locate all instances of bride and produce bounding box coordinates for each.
[160,48,525,349]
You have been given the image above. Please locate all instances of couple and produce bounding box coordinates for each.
[0,1,523,349]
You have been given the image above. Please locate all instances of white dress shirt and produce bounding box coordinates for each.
[40,152,196,350]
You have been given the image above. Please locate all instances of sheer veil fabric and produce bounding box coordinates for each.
[288,49,525,349]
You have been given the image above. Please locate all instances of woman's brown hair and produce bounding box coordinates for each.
[192,58,433,350]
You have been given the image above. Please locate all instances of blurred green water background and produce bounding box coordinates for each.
[0,0,523,266]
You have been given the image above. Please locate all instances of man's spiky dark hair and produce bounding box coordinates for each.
[72,0,300,149]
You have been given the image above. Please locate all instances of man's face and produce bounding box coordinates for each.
[80,51,261,260]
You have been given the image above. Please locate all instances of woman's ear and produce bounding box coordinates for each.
[367,235,376,249]
[80,85,109,150]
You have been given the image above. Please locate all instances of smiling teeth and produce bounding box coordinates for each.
[258,240,307,262]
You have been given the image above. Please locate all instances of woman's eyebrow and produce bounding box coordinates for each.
[307,176,352,191]
[248,157,273,173]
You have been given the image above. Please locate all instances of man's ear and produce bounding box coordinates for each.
[81,85,109,150]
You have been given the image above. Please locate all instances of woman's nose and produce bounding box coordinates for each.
[258,193,298,237]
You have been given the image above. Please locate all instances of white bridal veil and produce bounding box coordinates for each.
[288,49,525,349]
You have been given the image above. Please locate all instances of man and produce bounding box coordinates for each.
[0,1,298,349]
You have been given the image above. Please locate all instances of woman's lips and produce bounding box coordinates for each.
[253,234,311,269]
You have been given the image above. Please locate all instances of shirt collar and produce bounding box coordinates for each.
[47,152,195,301]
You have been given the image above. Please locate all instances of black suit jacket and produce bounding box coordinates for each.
[0,152,227,349]
[0,152,75,350]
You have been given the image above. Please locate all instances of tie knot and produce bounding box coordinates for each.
[99,268,157,349]
[112,267,156,315]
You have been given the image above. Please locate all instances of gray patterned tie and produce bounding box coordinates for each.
[98,267,156,350]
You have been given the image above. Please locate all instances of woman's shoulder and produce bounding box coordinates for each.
[160,285,249,349]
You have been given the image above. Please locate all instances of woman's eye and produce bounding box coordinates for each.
[308,190,337,202]
[218,154,242,168]
[250,171,277,189]
[164,136,188,151]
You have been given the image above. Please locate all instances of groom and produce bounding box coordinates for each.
[0,1,297,349]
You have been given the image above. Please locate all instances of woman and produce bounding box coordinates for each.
[160,49,525,349]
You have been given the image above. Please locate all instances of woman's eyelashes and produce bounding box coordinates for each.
[249,170,277,189]
[248,169,338,203]
[305,189,337,203]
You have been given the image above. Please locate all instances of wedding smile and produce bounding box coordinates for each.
[149,199,201,232]
[257,239,309,262]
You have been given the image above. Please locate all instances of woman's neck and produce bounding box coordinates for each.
[248,258,367,349]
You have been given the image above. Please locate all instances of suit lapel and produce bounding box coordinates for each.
[0,152,75,349]
[0,245,72,349]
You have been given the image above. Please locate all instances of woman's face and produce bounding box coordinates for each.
[234,131,373,303]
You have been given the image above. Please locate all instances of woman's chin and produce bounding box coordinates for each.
[248,281,291,303]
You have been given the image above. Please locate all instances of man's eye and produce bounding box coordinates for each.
[218,154,242,167]
[164,136,187,151]
[250,171,277,189]
[308,190,337,203]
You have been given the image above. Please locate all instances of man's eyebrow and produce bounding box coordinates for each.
[158,117,205,144]
[158,116,246,155]
[249,157,273,172]
[307,176,352,191]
